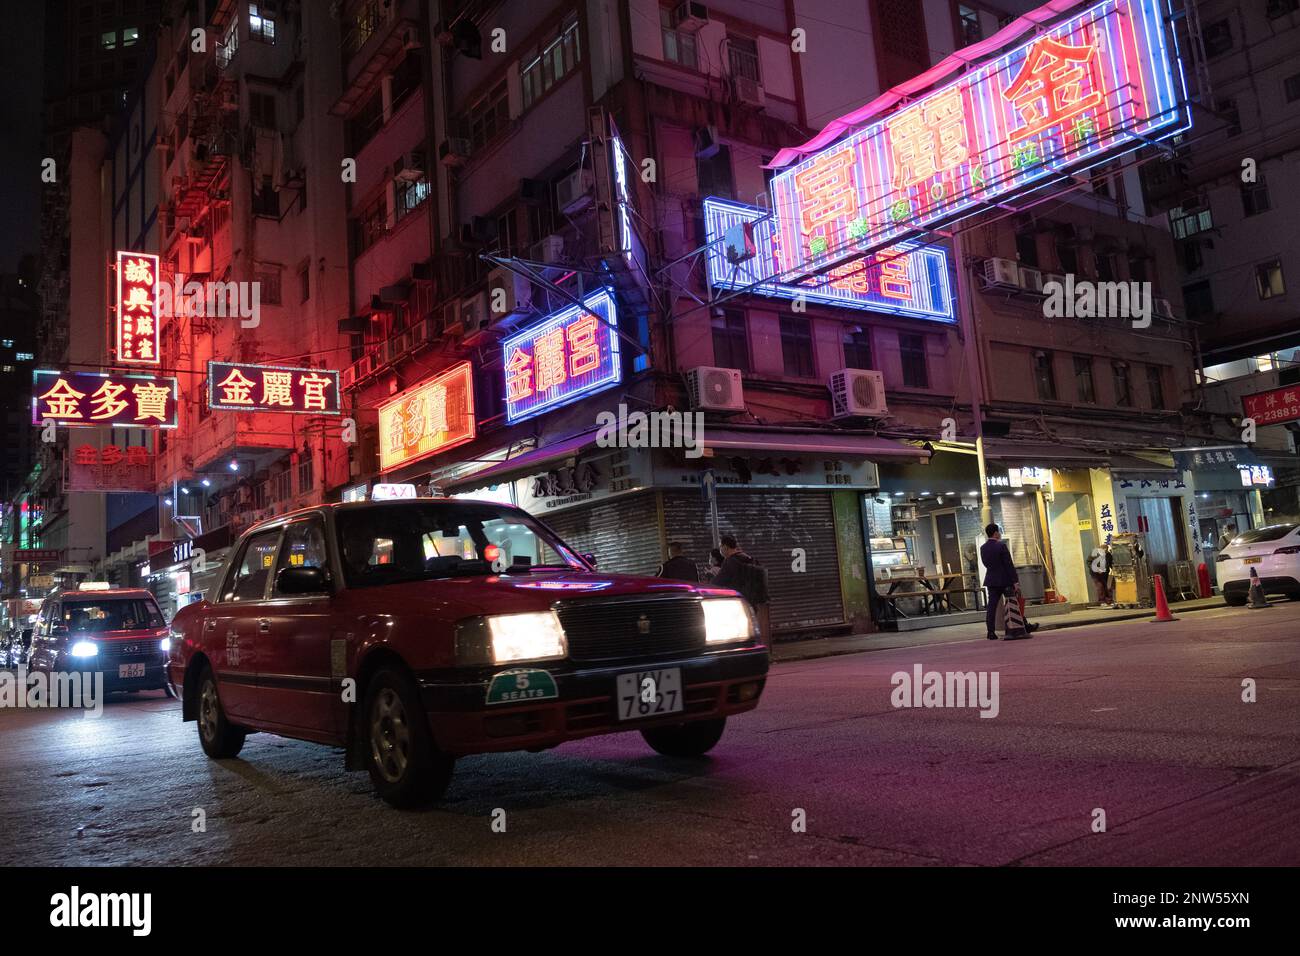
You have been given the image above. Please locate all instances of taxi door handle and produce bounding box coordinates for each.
[258,619,271,633]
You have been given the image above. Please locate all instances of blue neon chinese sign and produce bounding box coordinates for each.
[502,289,622,423]
[703,197,954,322]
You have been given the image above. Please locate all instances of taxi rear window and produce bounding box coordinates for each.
[61,598,165,632]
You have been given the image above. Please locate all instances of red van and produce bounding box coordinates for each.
[169,499,769,807]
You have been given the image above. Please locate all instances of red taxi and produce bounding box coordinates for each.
[168,499,768,807]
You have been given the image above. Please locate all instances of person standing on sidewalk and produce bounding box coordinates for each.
[1089,542,1114,607]
[980,523,1038,640]
[713,535,771,650]
[655,542,700,582]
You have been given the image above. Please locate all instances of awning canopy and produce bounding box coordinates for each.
[701,429,929,460]
[441,430,600,494]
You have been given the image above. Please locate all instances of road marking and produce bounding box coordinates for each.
[1091,707,1118,712]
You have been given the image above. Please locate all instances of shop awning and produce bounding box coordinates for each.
[701,429,929,460]
[441,430,600,494]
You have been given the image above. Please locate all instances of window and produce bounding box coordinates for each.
[252,175,280,217]
[347,89,384,153]
[899,333,929,388]
[298,260,310,303]
[1255,259,1286,299]
[255,268,281,305]
[1183,279,1215,320]
[1015,231,1039,267]
[352,191,387,254]
[1112,361,1133,407]
[1056,240,1078,275]
[1169,202,1213,239]
[390,51,422,112]
[1182,240,1203,273]
[842,326,874,370]
[1146,365,1165,409]
[1241,178,1270,217]
[123,26,139,46]
[1203,19,1233,58]
[394,176,431,224]
[101,30,117,50]
[696,144,734,197]
[249,3,277,44]
[219,16,238,67]
[249,91,276,129]
[272,470,292,502]
[296,454,315,495]
[1217,97,1240,137]
[727,35,760,82]
[521,15,580,110]
[58,598,165,632]
[1095,251,1116,282]
[1033,350,1057,400]
[271,519,328,594]
[780,315,815,377]
[712,309,750,372]
[464,80,510,152]
[1286,73,1300,103]
[957,4,982,46]
[222,528,282,602]
[660,6,697,69]
[1073,355,1096,403]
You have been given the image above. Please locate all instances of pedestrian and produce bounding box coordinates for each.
[655,541,700,583]
[1217,523,1237,551]
[980,523,1038,640]
[712,534,771,645]
[1089,542,1114,607]
[702,548,724,583]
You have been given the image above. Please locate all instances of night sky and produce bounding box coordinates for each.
[0,2,45,273]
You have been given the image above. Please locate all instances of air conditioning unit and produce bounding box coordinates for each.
[439,137,471,167]
[1154,297,1174,318]
[672,1,709,32]
[393,150,425,182]
[459,292,490,339]
[441,299,464,337]
[341,364,358,389]
[982,257,1020,289]
[1042,273,1066,293]
[1018,266,1044,294]
[530,234,565,264]
[556,168,593,214]
[733,75,765,108]
[829,368,887,419]
[487,267,533,318]
[685,366,745,413]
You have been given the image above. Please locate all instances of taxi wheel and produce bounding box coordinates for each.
[196,664,246,759]
[641,717,727,757]
[364,668,454,808]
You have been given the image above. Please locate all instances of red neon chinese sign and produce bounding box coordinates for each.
[32,369,178,428]
[207,362,342,414]
[377,361,476,470]
[1242,386,1300,427]
[114,250,161,364]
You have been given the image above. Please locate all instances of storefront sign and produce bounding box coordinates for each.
[148,526,233,575]
[769,0,1188,278]
[207,362,341,414]
[702,197,954,321]
[13,549,62,563]
[32,370,178,428]
[502,289,622,424]
[1239,465,1273,487]
[113,250,161,364]
[67,444,153,492]
[1241,385,1300,426]
[377,361,475,470]
[657,454,880,490]
[28,574,54,589]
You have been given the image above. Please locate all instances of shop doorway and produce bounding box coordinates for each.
[931,510,969,608]
[1126,496,1188,580]
[1047,492,1093,606]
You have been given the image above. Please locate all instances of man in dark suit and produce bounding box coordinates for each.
[980,523,1037,640]
[656,542,700,583]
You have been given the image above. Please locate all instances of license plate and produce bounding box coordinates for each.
[118,663,146,679]
[616,668,683,721]
[1243,556,1262,564]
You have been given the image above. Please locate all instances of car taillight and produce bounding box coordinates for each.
[1273,545,1300,555]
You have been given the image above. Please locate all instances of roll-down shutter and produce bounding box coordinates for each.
[539,492,663,578]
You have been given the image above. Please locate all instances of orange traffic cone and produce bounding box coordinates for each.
[1152,574,1176,622]
[1247,568,1270,609]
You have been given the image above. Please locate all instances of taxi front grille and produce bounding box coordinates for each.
[556,598,707,663]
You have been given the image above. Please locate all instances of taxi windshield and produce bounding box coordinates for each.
[334,501,586,588]
[62,598,165,632]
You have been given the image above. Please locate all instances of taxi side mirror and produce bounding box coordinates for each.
[277,566,331,595]
[582,552,598,568]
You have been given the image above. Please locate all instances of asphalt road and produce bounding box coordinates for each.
[2,603,1297,866]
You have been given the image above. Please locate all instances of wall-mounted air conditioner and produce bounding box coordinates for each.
[1018,266,1044,294]
[441,299,464,337]
[829,368,888,419]
[733,75,765,108]
[486,267,533,318]
[556,168,593,214]
[685,365,745,413]
[394,150,425,182]
[673,2,709,32]
[530,234,565,264]
[439,137,471,167]
[982,258,1020,289]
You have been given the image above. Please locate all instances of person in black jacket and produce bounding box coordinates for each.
[980,523,1038,640]
[713,534,771,644]
[656,542,700,582]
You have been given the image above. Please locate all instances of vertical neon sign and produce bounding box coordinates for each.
[114,250,161,364]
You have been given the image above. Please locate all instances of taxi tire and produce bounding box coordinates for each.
[641,717,727,757]
[196,664,246,759]
[364,668,454,808]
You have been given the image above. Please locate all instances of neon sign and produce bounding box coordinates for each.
[769,0,1189,278]
[502,289,622,424]
[32,369,178,428]
[377,361,476,470]
[207,362,341,414]
[114,250,161,364]
[703,197,954,321]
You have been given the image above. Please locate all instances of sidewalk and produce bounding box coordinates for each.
[772,596,1226,663]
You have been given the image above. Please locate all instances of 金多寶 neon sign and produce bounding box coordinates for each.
[32,369,178,428]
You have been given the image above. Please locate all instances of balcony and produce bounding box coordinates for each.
[332,0,419,118]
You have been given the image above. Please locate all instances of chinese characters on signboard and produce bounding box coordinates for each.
[67,444,154,492]
[207,362,341,414]
[114,250,161,364]
[1238,465,1274,487]
[377,361,476,471]
[769,0,1189,279]
[1241,386,1300,427]
[502,289,622,424]
[32,369,179,428]
[702,197,954,321]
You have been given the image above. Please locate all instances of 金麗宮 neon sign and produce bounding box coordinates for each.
[207,362,341,414]
[378,361,476,470]
[769,0,1189,278]
[32,369,178,428]
[702,197,955,321]
[114,250,161,364]
[502,289,622,424]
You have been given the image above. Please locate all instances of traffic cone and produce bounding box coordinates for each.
[1247,568,1270,609]
[1152,574,1176,622]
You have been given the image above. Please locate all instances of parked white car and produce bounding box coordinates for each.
[1216,523,1300,605]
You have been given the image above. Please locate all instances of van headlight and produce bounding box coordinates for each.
[703,598,754,644]
[69,640,99,658]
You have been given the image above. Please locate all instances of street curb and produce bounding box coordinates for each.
[771,598,1228,664]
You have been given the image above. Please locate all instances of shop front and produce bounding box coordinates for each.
[1175,446,1272,589]
[145,525,234,619]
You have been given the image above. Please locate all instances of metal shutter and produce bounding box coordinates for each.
[996,496,1042,565]
[661,489,845,633]
[539,492,663,578]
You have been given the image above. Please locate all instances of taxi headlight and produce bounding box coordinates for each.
[485,611,568,664]
[703,598,754,644]
[69,641,99,658]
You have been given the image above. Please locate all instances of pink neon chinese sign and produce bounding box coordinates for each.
[769,0,1189,279]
